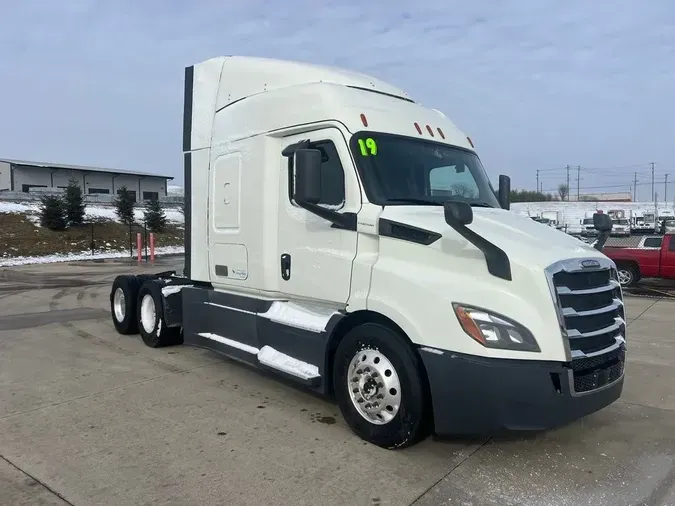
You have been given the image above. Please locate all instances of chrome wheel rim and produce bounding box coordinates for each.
[617,269,632,286]
[140,294,156,333]
[347,348,401,425]
[113,288,126,322]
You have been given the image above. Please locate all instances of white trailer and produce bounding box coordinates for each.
[109,56,626,449]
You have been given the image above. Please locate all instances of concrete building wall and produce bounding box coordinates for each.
[0,162,10,191]
[10,164,168,201]
[12,165,53,191]
[52,170,85,189]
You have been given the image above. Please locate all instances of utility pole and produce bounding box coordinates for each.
[566,165,570,201]
[651,162,655,201]
[633,172,638,202]
[577,166,580,200]
[536,170,539,194]
[665,173,669,203]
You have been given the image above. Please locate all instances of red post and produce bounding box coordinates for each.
[136,233,142,263]
[149,233,155,264]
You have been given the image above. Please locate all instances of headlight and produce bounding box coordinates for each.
[452,303,540,352]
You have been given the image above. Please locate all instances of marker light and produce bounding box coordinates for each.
[467,136,474,148]
[437,127,445,139]
[414,122,422,134]
[426,125,434,137]
[360,114,368,127]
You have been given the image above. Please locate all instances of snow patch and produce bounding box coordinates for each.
[161,284,192,297]
[257,345,319,379]
[197,332,259,354]
[258,301,338,333]
[420,346,444,355]
[0,245,184,267]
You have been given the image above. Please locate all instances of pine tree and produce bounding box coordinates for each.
[38,194,67,231]
[114,186,136,225]
[64,177,86,225]
[144,197,167,232]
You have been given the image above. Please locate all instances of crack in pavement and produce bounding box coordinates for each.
[410,437,492,505]
[0,454,74,506]
[627,297,661,328]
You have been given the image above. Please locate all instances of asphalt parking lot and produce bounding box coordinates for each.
[1,258,674,506]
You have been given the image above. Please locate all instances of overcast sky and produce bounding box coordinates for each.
[1,1,673,199]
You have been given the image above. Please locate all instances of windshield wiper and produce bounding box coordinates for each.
[383,197,442,206]
[384,197,494,208]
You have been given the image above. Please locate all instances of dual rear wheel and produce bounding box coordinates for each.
[110,275,182,347]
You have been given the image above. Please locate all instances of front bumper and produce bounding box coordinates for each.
[419,345,625,436]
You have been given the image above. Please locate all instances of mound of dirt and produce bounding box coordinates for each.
[1,212,184,259]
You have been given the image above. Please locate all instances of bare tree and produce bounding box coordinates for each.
[451,183,476,198]
[558,183,569,201]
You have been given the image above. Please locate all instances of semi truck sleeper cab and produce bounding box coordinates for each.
[109,56,626,449]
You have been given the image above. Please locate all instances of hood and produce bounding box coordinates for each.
[380,206,605,270]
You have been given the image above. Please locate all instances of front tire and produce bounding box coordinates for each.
[617,264,639,288]
[136,281,182,348]
[333,323,431,449]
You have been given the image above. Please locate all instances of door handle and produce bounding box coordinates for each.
[281,253,291,280]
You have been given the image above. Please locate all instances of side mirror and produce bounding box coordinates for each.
[293,149,322,205]
[593,213,612,233]
[444,201,473,226]
[498,175,510,210]
[590,212,612,251]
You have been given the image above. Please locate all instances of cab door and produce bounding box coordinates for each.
[659,235,675,279]
[276,127,361,305]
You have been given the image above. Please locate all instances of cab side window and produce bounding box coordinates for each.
[308,140,345,208]
[644,237,663,248]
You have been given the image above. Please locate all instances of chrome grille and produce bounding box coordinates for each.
[547,258,625,358]
[545,257,626,393]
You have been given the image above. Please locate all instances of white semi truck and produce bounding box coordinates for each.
[109,56,626,449]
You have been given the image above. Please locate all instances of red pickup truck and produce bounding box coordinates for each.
[602,234,675,287]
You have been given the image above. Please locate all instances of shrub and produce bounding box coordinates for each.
[144,197,167,232]
[114,186,136,225]
[64,177,86,225]
[39,194,67,231]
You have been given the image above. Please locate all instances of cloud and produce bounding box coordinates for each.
[0,0,674,197]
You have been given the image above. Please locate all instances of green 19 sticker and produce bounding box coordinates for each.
[358,137,378,156]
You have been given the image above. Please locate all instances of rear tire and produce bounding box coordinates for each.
[110,275,142,335]
[333,322,431,449]
[136,281,183,348]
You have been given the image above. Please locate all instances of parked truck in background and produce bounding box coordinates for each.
[632,212,657,234]
[581,214,599,237]
[611,218,631,237]
[108,56,626,449]
[541,210,564,231]
[603,234,675,287]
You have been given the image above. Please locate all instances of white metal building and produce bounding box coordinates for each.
[0,158,173,202]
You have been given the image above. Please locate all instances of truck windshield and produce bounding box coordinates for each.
[349,132,501,208]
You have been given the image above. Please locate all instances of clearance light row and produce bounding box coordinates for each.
[358,113,475,148]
